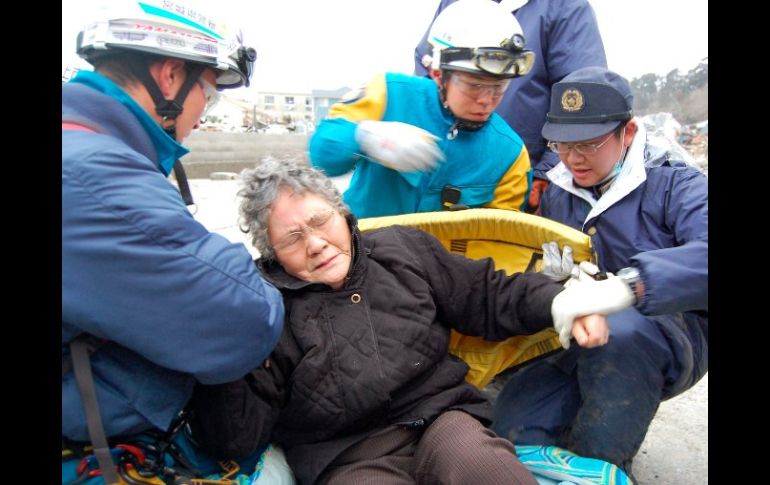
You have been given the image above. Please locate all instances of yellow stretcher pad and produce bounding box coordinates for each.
[359,209,595,388]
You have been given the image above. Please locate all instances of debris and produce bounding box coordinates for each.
[209,172,239,180]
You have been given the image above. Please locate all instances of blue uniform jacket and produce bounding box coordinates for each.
[541,122,708,390]
[62,72,284,442]
[309,73,531,218]
[415,0,607,178]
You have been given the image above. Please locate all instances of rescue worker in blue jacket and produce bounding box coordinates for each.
[309,0,535,218]
[492,66,708,478]
[414,0,607,212]
[62,2,284,481]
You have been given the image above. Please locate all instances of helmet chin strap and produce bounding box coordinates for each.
[126,58,202,206]
[447,115,486,133]
[127,58,204,140]
[439,71,488,139]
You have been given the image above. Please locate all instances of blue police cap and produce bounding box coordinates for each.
[541,66,634,142]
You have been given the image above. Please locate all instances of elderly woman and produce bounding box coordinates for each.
[189,158,632,485]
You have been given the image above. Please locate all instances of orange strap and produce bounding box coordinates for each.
[62,122,97,132]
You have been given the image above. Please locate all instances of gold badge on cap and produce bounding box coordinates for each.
[561,89,584,112]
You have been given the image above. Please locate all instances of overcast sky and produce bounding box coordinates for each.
[62,0,708,99]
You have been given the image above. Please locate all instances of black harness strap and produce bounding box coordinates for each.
[173,159,195,207]
[62,335,104,378]
[70,336,121,485]
[63,118,197,483]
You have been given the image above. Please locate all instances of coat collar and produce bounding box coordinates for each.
[497,0,529,12]
[67,71,189,176]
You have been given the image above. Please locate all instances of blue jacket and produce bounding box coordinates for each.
[62,72,284,442]
[309,73,531,218]
[415,0,607,178]
[541,121,708,317]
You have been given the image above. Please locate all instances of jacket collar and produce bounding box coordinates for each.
[497,0,529,12]
[258,213,367,292]
[546,120,648,229]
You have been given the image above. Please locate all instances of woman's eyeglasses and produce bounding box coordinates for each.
[273,209,337,252]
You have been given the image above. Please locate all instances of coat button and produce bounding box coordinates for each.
[587,226,597,236]
[351,293,362,304]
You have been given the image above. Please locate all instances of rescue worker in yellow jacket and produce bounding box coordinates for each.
[309,0,536,218]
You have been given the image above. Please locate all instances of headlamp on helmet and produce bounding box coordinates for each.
[439,34,534,78]
[234,46,257,86]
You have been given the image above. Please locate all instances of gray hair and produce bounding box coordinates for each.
[238,156,349,261]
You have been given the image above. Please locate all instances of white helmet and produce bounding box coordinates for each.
[427,0,534,79]
[76,0,256,89]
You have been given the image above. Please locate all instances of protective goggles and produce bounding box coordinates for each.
[450,74,511,100]
[196,78,221,116]
[441,43,534,78]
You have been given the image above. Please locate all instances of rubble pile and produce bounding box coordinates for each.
[682,133,708,175]
[640,113,708,176]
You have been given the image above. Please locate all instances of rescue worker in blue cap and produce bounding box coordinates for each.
[491,66,708,479]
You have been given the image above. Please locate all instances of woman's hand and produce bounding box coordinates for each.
[571,313,609,348]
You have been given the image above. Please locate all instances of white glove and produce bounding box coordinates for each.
[355,120,444,172]
[563,261,604,287]
[541,242,601,285]
[541,241,574,281]
[551,276,635,349]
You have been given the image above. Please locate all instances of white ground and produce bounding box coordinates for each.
[185,176,707,485]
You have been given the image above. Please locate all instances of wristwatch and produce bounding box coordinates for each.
[617,266,642,303]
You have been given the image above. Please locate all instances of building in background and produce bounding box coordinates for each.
[311,87,351,126]
[61,66,351,134]
[203,96,271,133]
[253,90,314,133]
